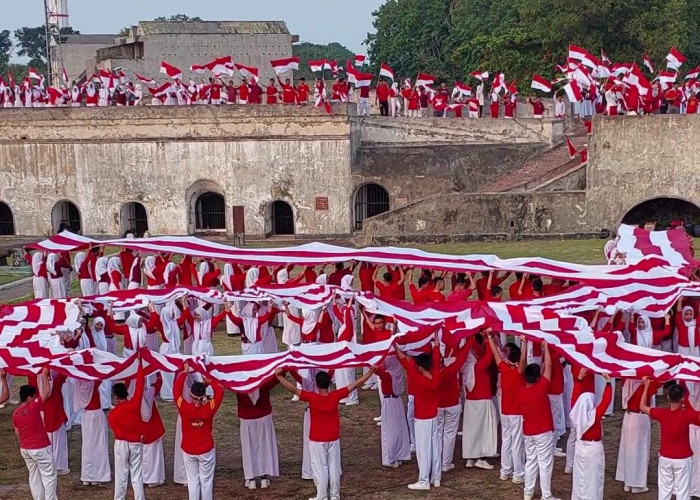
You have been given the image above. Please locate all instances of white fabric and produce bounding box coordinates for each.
[47,425,68,472]
[690,424,700,497]
[570,392,596,440]
[240,414,280,479]
[184,448,216,500]
[142,438,165,485]
[615,411,651,488]
[48,277,66,299]
[658,455,691,500]
[282,303,302,346]
[302,408,313,479]
[461,398,498,458]
[245,267,259,288]
[572,439,604,500]
[158,306,181,400]
[80,278,94,297]
[500,414,525,480]
[414,417,441,486]
[407,394,416,447]
[33,276,48,299]
[80,408,111,483]
[636,315,654,348]
[381,396,412,466]
[549,393,566,442]
[174,416,187,484]
[436,404,461,470]
[192,307,214,356]
[334,368,358,404]
[309,439,341,500]
[114,440,145,500]
[20,446,58,500]
[524,431,554,499]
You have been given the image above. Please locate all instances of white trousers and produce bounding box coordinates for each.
[690,425,700,497]
[572,440,604,500]
[174,416,187,484]
[114,440,145,500]
[80,278,94,297]
[390,97,400,116]
[48,425,68,472]
[184,448,216,500]
[48,277,66,298]
[309,439,342,500]
[414,417,441,486]
[33,276,48,299]
[566,425,577,470]
[334,368,358,403]
[21,446,58,500]
[615,411,650,488]
[302,408,313,479]
[80,409,111,483]
[524,431,554,498]
[549,394,566,443]
[658,456,691,500]
[462,398,498,459]
[437,404,461,470]
[407,395,416,446]
[142,438,165,485]
[500,414,525,480]
[381,396,411,466]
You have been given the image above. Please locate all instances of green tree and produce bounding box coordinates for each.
[14,26,79,74]
[154,14,203,22]
[0,30,11,75]
[292,42,355,82]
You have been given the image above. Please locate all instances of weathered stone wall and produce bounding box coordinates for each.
[587,115,700,229]
[0,106,353,237]
[361,191,590,243]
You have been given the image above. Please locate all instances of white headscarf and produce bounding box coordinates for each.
[315,274,327,286]
[46,253,59,275]
[144,256,157,280]
[107,256,121,274]
[277,268,289,285]
[681,306,696,328]
[159,306,181,354]
[163,262,177,285]
[570,392,597,439]
[31,252,44,275]
[125,312,147,350]
[91,316,108,351]
[222,263,234,290]
[341,274,354,291]
[246,267,260,288]
[636,315,653,348]
[197,261,210,285]
[74,252,86,275]
[192,307,213,355]
[95,256,109,280]
[301,307,321,339]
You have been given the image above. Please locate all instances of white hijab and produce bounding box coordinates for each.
[636,315,653,348]
[277,268,289,285]
[315,274,327,286]
[246,267,259,288]
[125,312,147,350]
[192,307,213,354]
[46,253,59,275]
[31,252,44,275]
[107,256,121,274]
[301,307,321,338]
[681,306,697,328]
[570,392,597,439]
[95,256,109,280]
[144,256,157,280]
[222,263,234,290]
[159,306,181,354]
[341,274,354,291]
[163,262,177,285]
[91,317,108,351]
[74,251,86,274]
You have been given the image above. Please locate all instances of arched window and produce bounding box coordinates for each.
[268,200,295,236]
[120,202,149,237]
[621,197,700,230]
[51,200,82,234]
[354,183,390,230]
[0,202,14,235]
[195,192,226,231]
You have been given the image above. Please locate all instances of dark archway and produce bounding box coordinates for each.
[0,202,14,235]
[120,202,149,237]
[270,200,295,236]
[621,197,700,230]
[51,200,82,234]
[354,183,390,230]
[195,192,226,231]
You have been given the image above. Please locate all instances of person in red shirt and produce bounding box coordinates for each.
[225,80,237,104]
[476,271,509,300]
[615,378,662,493]
[265,79,278,104]
[12,370,57,500]
[686,92,699,115]
[73,378,111,486]
[297,77,310,104]
[375,355,412,467]
[548,351,567,457]
[407,269,431,305]
[569,373,611,500]
[462,332,497,469]
[396,334,442,490]
[518,339,560,500]
[426,277,446,302]
[565,362,595,473]
[407,87,420,117]
[109,362,146,500]
[675,298,699,356]
[374,266,406,301]
[209,77,222,104]
[249,80,263,104]
[432,85,448,117]
[175,365,225,500]
[358,83,371,116]
[238,78,250,104]
[487,333,526,483]
[327,261,355,286]
[437,339,469,472]
[529,96,546,118]
[357,262,376,292]
[279,78,297,104]
[446,276,475,302]
[42,372,69,475]
[641,379,700,500]
[376,80,391,116]
[276,365,377,500]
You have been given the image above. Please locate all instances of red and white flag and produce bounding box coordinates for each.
[116,69,128,84]
[235,63,259,82]
[643,55,655,74]
[531,74,553,93]
[666,47,686,70]
[610,63,631,77]
[491,72,505,93]
[98,69,116,89]
[270,57,300,75]
[623,64,652,96]
[160,61,183,80]
[470,70,489,81]
[657,71,678,88]
[354,72,373,88]
[565,136,577,159]
[685,66,700,80]
[580,52,599,71]
[147,81,172,98]
[191,56,234,77]
[354,54,367,67]
[134,73,156,85]
[308,60,326,73]
[600,51,611,65]
[28,67,42,81]
[379,63,395,81]
[568,44,589,62]
[415,73,435,89]
[453,82,472,96]
[563,80,583,102]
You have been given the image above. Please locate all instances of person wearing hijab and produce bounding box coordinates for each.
[153,305,182,401]
[675,299,699,356]
[569,373,611,500]
[46,253,68,299]
[332,293,360,406]
[74,252,95,297]
[30,251,49,299]
[95,256,110,295]
[127,253,142,290]
[178,303,231,356]
[73,377,111,486]
[109,307,158,359]
[246,267,260,289]
[87,316,113,409]
[144,256,164,289]
[228,302,278,355]
[140,375,166,488]
[108,257,123,291]
[222,264,243,336]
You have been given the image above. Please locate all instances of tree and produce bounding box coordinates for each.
[0,30,11,75]
[154,14,203,22]
[14,26,79,74]
[292,41,355,82]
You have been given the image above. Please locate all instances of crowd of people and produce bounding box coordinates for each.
[2,245,699,500]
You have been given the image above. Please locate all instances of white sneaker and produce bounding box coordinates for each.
[554,446,564,453]
[624,486,631,493]
[383,462,400,468]
[442,463,455,472]
[630,487,649,494]
[291,395,299,402]
[564,465,572,474]
[245,480,256,490]
[373,416,382,422]
[542,496,561,500]
[407,482,430,491]
[553,449,566,457]
[512,476,524,484]
[465,459,475,468]
[410,444,416,453]
[345,399,359,406]
[499,473,511,481]
[475,459,494,470]
[432,480,440,488]
[524,495,533,500]
[260,478,270,489]
[57,469,70,476]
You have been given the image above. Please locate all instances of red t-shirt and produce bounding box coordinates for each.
[498,360,524,416]
[409,284,430,305]
[297,84,310,102]
[438,348,469,408]
[42,375,68,432]
[13,397,51,450]
[649,406,700,459]
[547,353,564,395]
[426,290,445,302]
[376,85,390,101]
[108,370,146,443]
[359,86,370,98]
[580,384,611,441]
[376,281,402,301]
[466,347,494,401]
[175,373,224,455]
[447,289,471,302]
[571,363,595,407]
[239,84,249,100]
[519,377,554,436]
[210,83,222,100]
[358,264,376,292]
[398,346,441,419]
[626,381,661,412]
[300,387,349,442]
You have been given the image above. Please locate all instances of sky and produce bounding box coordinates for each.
[2,0,386,59]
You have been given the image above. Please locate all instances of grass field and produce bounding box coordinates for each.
[0,238,679,499]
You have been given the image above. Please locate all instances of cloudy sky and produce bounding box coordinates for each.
[2,0,386,58]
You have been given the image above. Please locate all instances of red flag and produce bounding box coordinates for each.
[469,70,489,81]
[665,47,686,70]
[643,55,655,74]
[160,61,182,80]
[531,74,553,93]
[379,63,395,81]
[454,82,472,96]
[147,81,172,98]
[583,120,592,135]
[565,136,577,159]
[134,73,156,85]
[563,80,583,102]
[580,147,588,165]
[308,60,326,73]
[234,63,259,82]
[354,54,367,67]
[270,57,300,75]
[416,73,435,89]
[28,67,42,81]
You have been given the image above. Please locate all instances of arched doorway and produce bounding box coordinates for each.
[51,200,82,234]
[195,192,226,231]
[354,183,390,230]
[268,200,295,236]
[120,202,149,237]
[621,197,700,231]
[0,202,14,235]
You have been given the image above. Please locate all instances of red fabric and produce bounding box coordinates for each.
[358,264,375,292]
[649,406,700,459]
[235,378,277,419]
[433,93,447,111]
[508,281,522,300]
[300,387,349,442]
[626,381,661,412]
[266,85,278,104]
[174,373,224,455]
[466,345,495,400]
[498,360,524,415]
[12,397,51,450]
[438,347,469,407]
[519,377,553,436]
[447,289,471,302]
[359,86,370,98]
[281,84,296,104]
[108,368,145,443]
[580,383,611,441]
[297,84,310,102]
[409,284,430,305]
[547,353,564,395]
[426,290,445,302]
[376,85,390,101]
[239,84,249,100]
[210,83,222,100]
[490,101,499,118]
[143,401,165,444]
[42,374,67,432]
[376,281,403,301]
[86,382,102,411]
[529,99,545,116]
[504,100,515,118]
[398,346,441,419]
[675,314,699,348]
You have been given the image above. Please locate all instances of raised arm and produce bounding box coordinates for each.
[275,368,301,396]
[542,341,552,381]
[639,377,652,415]
[518,336,528,374]
[485,330,503,365]
[348,364,379,393]
[38,368,51,401]
[518,273,529,296]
